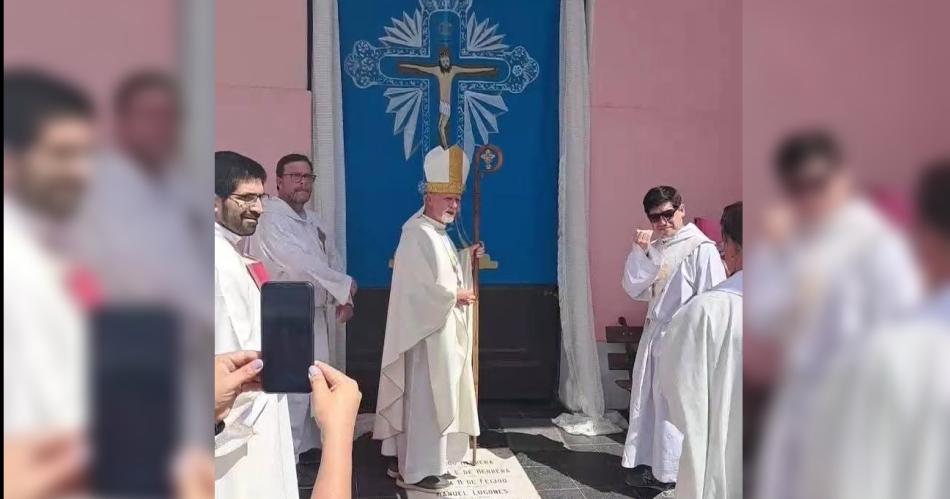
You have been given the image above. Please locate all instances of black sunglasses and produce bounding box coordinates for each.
[647,206,680,224]
[783,174,831,197]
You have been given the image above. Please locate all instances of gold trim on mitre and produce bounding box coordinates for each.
[425,145,465,195]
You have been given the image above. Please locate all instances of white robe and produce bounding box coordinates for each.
[3,200,86,433]
[246,197,354,455]
[620,222,727,481]
[373,211,479,484]
[71,150,210,328]
[749,199,922,499]
[657,271,743,499]
[796,287,949,499]
[214,223,298,499]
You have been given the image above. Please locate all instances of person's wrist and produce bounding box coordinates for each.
[321,427,354,448]
[214,400,227,423]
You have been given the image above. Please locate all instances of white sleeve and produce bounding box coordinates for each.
[253,217,354,305]
[691,243,728,295]
[864,235,923,323]
[622,244,662,301]
[213,393,268,457]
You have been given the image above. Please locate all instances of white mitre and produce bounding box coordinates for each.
[423,145,470,195]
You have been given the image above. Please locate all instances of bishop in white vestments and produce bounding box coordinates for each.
[213,152,297,499]
[620,186,727,487]
[373,145,481,493]
[656,202,744,499]
[246,154,356,456]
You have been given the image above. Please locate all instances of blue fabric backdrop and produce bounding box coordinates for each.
[339,0,560,287]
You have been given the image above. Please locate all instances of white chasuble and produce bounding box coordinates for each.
[657,272,743,499]
[373,211,479,484]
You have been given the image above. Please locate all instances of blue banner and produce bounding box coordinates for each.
[340,0,560,287]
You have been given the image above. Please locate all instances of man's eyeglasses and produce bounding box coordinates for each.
[229,193,269,207]
[281,173,317,183]
[647,206,680,224]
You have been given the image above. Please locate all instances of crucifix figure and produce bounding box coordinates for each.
[399,46,498,148]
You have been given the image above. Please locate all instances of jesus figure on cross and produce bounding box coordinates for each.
[399,46,498,148]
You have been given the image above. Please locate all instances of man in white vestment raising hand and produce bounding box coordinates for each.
[620,186,727,492]
[373,145,485,493]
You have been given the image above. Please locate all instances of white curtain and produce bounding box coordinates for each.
[553,0,622,436]
[311,0,377,439]
[310,0,348,370]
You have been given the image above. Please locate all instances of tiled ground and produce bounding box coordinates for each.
[296,402,664,499]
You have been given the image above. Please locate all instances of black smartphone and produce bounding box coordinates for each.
[261,281,315,393]
[91,305,179,497]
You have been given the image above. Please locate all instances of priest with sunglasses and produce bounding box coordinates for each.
[620,186,727,493]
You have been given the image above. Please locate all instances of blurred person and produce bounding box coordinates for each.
[3,68,96,499]
[795,160,950,499]
[620,186,727,490]
[655,202,744,499]
[213,151,297,498]
[246,153,357,457]
[71,70,209,329]
[4,69,96,432]
[373,146,484,493]
[212,352,362,499]
[70,70,213,448]
[747,130,923,499]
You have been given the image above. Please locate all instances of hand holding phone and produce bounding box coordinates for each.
[214,351,263,422]
[308,362,361,436]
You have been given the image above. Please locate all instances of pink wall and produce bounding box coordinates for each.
[588,0,742,339]
[743,0,950,211]
[215,0,312,194]
[4,0,176,130]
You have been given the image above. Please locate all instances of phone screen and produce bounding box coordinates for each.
[261,281,315,393]
[91,305,179,497]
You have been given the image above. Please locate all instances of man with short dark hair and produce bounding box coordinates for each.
[795,160,949,499]
[247,153,357,457]
[621,185,727,491]
[111,70,179,174]
[749,130,922,499]
[71,69,208,330]
[4,69,97,499]
[655,202,744,499]
[913,160,950,294]
[4,69,96,221]
[213,151,298,498]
